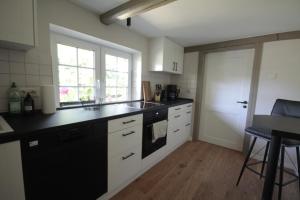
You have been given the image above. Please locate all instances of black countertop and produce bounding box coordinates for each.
[0,98,193,144]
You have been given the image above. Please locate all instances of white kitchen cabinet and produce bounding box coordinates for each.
[149,37,184,74]
[108,114,143,193]
[0,141,25,200]
[0,0,37,49]
[167,103,193,153]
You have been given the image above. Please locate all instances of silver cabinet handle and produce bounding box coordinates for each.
[175,108,181,111]
[122,152,135,160]
[185,123,191,127]
[187,105,192,108]
[173,62,176,71]
[186,111,191,114]
[174,115,181,118]
[176,62,178,71]
[174,129,180,133]
[122,119,136,124]
[122,131,135,137]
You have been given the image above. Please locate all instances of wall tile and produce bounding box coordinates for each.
[25,50,40,64]
[9,50,25,62]
[0,49,9,61]
[0,61,10,73]
[0,74,10,86]
[10,74,26,86]
[26,75,40,86]
[25,63,39,75]
[10,62,25,74]
[40,76,53,85]
[0,98,8,112]
[39,64,52,75]
[0,87,8,98]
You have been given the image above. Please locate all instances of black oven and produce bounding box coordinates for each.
[142,108,168,159]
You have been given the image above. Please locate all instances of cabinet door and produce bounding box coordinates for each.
[0,141,25,200]
[175,44,184,74]
[163,38,176,73]
[0,0,35,47]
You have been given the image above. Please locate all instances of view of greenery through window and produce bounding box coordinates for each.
[57,44,95,103]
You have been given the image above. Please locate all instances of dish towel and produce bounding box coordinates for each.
[152,120,168,143]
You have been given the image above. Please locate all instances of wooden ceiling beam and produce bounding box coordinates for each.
[100,0,176,25]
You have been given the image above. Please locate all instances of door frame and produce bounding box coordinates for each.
[193,44,263,154]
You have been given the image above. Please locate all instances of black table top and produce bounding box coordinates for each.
[0,98,193,144]
[253,115,300,140]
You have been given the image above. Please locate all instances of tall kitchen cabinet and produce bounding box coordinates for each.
[0,141,25,200]
[0,0,37,49]
[149,37,184,74]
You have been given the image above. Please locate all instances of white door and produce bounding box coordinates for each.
[198,49,255,151]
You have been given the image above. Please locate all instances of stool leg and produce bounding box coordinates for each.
[278,146,285,200]
[236,137,257,186]
[296,147,300,190]
[260,141,270,178]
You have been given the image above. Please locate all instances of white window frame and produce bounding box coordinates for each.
[51,33,101,106]
[101,47,132,103]
[51,33,133,106]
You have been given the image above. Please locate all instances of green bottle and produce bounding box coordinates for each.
[8,82,21,114]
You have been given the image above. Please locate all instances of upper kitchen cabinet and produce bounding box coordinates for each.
[149,37,184,74]
[0,0,37,50]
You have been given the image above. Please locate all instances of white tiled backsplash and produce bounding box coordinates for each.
[0,48,53,112]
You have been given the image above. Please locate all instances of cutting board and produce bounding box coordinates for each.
[142,81,152,101]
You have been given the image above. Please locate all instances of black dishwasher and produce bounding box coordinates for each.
[21,121,107,200]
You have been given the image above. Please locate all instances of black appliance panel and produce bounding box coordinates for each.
[21,122,107,200]
[142,108,168,159]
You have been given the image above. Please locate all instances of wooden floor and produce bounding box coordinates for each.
[111,141,299,200]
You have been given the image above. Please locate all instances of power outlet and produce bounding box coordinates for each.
[19,87,40,98]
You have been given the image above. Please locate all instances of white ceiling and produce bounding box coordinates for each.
[70,0,300,47]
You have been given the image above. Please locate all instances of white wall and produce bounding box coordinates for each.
[0,0,171,112]
[254,39,300,169]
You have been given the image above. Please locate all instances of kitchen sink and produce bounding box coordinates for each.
[0,116,13,134]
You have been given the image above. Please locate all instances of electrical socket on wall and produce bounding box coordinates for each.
[19,88,40,98]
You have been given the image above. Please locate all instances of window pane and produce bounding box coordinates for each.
[59,87,78,102]
[106,87,116,102]
[79,87,95,101]
[106,71,117,87]
[78,48,94,68]
[116,88,127,101]
[117,57,129,72]
[57,44,77,66]
[117,72,128,87]
[59,66,77,86]
[79,68,94,86]
[105,54,117,71]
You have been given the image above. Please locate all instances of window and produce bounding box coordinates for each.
[57,44,96,104]
[51,33,133,106]
[102,48,131,103]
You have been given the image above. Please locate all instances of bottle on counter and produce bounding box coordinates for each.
[23,93,35,114]
[8,82,22,114]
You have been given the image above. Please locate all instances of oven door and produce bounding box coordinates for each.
[142,109,168,159]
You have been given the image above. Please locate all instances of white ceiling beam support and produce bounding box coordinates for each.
[100,0,176,25]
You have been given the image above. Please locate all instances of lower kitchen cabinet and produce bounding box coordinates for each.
[0,141,25,200]
[107,114,143,193]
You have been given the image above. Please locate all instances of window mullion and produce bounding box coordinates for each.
[76,48,80,101]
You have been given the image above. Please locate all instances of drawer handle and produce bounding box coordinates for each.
[122,131,135,137]
[174,115,181,118]
[174,129,180,133]
[175,108,181,111]
[185,123,191,127]
[187,105,192,108]
[122,152,135,160]
[122,119,136,124]
[186,111,191,114]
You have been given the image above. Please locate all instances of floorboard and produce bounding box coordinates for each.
[111,141,299,200]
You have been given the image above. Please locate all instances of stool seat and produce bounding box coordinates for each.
[246,126,300,147]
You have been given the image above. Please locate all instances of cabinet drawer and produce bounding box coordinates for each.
[108,114,143,133]
[185,109,193,123]
[167,124,184,150]
[168,105,184,116]
[108,125,142,157]
[108,145,141,192]
[168,113,184,130]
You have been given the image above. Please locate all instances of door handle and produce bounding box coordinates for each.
[237,101,248,104]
